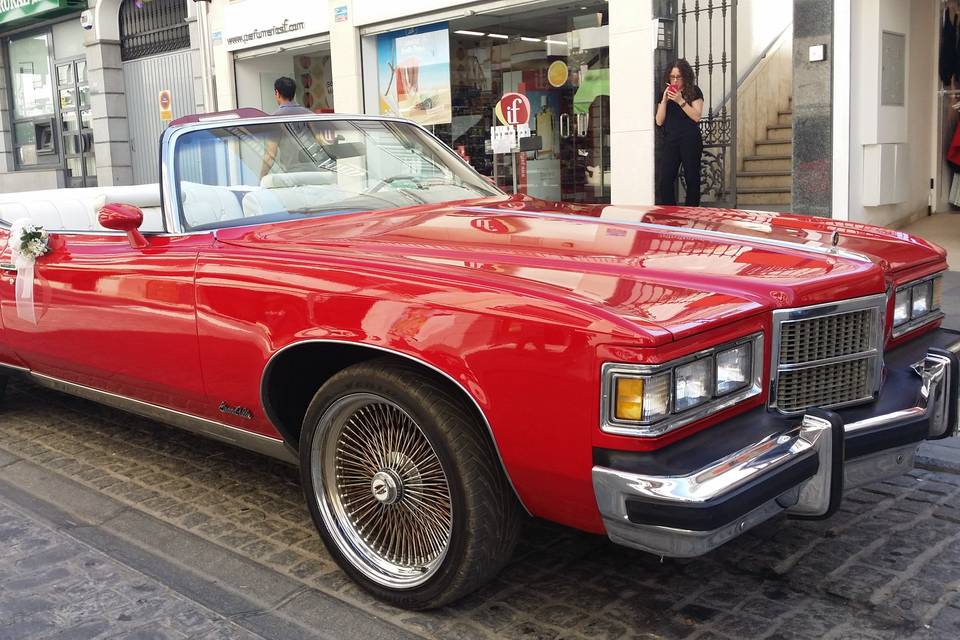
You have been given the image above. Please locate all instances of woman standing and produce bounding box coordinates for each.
[655,59,704,206]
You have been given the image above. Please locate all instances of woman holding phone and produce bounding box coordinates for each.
[655,59,704,206]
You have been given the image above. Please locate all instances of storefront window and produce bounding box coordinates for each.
[369,3,610,204]
[8,32,58,167]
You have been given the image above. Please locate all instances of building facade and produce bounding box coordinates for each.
[4,0,952,232]
[0,0,213,192]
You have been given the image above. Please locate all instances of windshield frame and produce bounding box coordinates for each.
[160,114,507,235]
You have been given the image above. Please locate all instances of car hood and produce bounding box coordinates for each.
[214,196,939,342]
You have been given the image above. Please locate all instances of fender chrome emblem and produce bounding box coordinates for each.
[219,402,253,420]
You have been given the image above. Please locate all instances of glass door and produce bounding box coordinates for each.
[557,31,610,203]
[56,58,96,187]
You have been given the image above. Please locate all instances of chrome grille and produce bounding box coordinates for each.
[770,296,885,414]
[775,359,872,414]
[778,309,875,365]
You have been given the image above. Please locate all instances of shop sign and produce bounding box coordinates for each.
[495,93,531,126]
[490,92,532,155]
[224,0,329,52]
[334,5,347,23]
[0,0,83,27]
[158,90,173,122]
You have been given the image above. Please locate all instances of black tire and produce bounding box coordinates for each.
[299,358,524,610]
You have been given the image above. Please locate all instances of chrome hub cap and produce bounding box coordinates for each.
[312,393,453,589]
[370,470,401,505]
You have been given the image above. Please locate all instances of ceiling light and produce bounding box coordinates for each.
[520,37,542,42]
[544,39,567,45]
[487,33,509,39]
[454,30,485,36]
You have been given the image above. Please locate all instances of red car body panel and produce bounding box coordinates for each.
[0,192,949,535]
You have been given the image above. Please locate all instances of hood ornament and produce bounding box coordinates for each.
[827,230,841,253]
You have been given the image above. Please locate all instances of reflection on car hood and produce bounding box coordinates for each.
[214,196,942,341]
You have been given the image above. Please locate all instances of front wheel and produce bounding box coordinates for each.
[299,359,523,610]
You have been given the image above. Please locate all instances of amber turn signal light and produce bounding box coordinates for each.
[614,377,645,421]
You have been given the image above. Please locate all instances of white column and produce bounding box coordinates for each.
[831,0,851,221]
[328,0,364,114]
[609,0,655,205]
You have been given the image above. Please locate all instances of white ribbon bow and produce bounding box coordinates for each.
[8,218,48,325]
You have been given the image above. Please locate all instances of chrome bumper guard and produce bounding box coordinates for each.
[593,348,959,558]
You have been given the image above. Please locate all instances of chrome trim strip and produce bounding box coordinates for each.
[769,294,886,414]
[0,361,30,375]
[259,339,530,514]
[891,311,945,339]
[457,206,874,263]
[599,333,764,438]
[776,349,881,372]
[30,372,297,464]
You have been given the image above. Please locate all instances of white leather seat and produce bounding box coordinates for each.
[180,182,245,228]
[242,171,349,217]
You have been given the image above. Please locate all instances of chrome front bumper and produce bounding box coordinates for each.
[593,341,960,558]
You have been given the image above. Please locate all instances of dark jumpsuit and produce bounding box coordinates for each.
[656,85,704,207]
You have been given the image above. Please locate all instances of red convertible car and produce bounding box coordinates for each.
[0,113,956,610]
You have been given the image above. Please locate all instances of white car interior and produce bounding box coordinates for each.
[0,184,164,233]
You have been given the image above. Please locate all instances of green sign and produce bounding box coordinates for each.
[0,0,86,28]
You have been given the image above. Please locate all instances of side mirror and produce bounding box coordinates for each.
[99,203,149,249]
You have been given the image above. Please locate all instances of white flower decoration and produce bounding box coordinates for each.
[9,218,50,268]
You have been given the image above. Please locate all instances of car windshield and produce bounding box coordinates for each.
[173,118,503,232]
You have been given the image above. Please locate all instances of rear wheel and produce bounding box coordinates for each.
[299,359,523,610]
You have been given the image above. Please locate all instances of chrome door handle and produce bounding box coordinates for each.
[576,112,588,137]
[560,113,570,138]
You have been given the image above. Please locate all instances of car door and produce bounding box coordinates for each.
[0,229,212,417]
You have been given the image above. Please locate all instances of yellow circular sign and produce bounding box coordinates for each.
[548,61,569,87]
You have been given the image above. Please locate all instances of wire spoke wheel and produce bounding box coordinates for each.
[312,393,453,589]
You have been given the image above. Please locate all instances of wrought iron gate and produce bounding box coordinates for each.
[658,0,737,207]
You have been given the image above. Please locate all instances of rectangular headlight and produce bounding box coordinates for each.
[891,273,945,338]
[674,358,713,412]
[893,288,911,326]
[911,281,931,318]
[716,343,752,396]
[601,333,762,437]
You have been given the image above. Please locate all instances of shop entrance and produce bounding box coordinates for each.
[234,40,334,115]
[446,3,609,203]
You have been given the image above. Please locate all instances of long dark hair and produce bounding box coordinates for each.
[662,59,697,103]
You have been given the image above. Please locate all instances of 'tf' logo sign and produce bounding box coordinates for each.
[495,92,530,126]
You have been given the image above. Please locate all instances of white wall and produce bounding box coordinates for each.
[609,0,654,205]
[847,0,935,227]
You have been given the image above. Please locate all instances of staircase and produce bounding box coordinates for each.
[736,99,792,209]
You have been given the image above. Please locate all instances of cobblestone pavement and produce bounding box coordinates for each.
[1,379,960,640]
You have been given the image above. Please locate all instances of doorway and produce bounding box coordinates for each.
[54,57,95,187]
